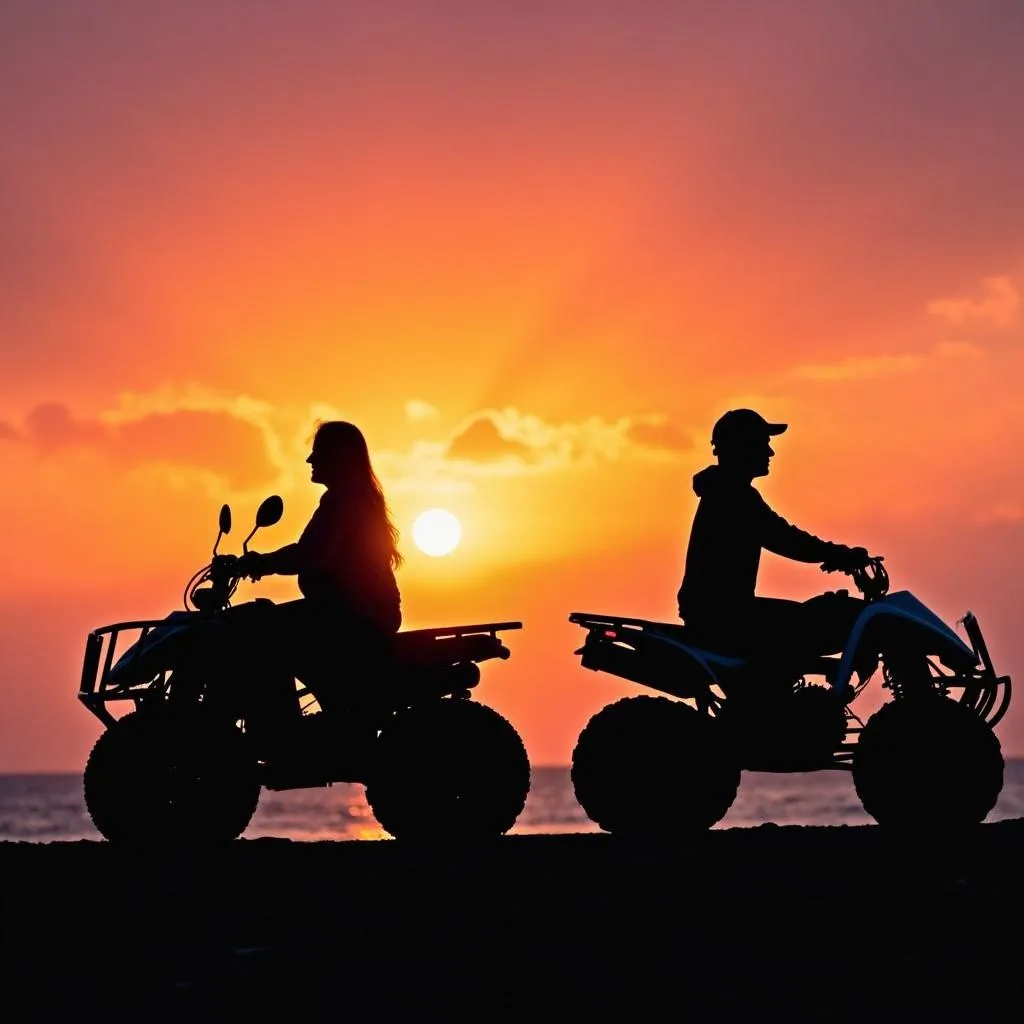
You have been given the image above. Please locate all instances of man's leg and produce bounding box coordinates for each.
[747,597,808,659]
[800,591,866,655]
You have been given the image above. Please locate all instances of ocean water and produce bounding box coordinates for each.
[2,762,1023,843]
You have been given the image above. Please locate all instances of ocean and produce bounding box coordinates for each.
[3,762,1024,843]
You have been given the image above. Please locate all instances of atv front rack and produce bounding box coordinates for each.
[79,618,186,726]
[958,611,1012,728]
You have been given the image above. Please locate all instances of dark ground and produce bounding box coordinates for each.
[4,822,1024,1022]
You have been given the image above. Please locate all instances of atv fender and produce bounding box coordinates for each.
[834,591,977,698]
[579,623,745,698]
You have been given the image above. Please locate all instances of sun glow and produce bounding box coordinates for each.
[412,508,462,557]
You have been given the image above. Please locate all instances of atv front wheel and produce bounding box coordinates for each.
[365,699,530,840]
[84,708,260,847]
[852,695,1003,832]
[571,695,740,835]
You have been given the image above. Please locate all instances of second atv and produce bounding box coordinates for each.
[569,558,1010,834]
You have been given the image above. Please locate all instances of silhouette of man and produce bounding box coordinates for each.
[677,409,869,669]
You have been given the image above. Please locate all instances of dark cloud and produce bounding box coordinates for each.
[113,409,275,489]
[23,402,107,450]
[446,415,537,464]
[15,402,275,487]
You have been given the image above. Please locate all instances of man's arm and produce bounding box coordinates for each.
[756,493,857,565]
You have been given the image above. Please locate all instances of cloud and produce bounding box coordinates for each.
[446,408,691,471]
[377,406,692,492]
[622,416,694,454]
[933,340,984,359]
[404,399,440,422]
[113,410,276,489]
[793,353,926,381]
[927,275,1019,329]
[791,340,981,382]
[7,391,692,499]
[446,414,540,464]
[24,402,108,449]
[0,419,20,442]
[11,397,278,489]
[974,501,1024,525]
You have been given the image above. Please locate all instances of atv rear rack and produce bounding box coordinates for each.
[400,621,522,643]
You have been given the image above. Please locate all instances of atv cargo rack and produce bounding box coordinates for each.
[79,618,182,726]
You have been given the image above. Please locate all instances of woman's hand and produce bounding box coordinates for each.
[238,551,269,581]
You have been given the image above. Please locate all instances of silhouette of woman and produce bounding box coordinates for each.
[239,420,403,714]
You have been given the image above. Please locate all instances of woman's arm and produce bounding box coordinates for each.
[255,543,303,576]
[242,496,338,579]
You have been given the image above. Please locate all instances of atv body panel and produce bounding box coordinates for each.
[832,590,978,698]
[570,612,745,700]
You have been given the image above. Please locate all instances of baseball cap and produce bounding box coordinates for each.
[711,409,788,449]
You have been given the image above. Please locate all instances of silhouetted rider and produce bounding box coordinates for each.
[677,409,869,665]
[237,420,403,716]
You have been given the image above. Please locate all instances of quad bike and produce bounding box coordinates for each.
[569,558,1011,834]
[78,496,530,847]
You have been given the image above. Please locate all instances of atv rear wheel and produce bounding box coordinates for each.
[571,695,740,835]
[852,695,1003,832]
[84,708,260,848]
[365,699,530,840]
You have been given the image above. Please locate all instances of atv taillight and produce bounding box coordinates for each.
[604,629,617,639]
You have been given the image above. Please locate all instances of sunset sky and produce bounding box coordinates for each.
[2,1,1023,772]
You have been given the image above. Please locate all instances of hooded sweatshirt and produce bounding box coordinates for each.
[677,465,849,624]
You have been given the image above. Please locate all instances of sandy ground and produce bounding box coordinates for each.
[4,821,1024,1022]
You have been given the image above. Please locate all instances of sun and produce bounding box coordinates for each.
[412,508,462,557]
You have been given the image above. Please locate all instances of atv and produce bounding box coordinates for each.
[568,558,1011,834]
[78,496,530,847]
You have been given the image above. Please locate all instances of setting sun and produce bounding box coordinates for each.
[412,508,462,557]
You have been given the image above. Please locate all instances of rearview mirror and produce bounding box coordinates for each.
[255,495,284,529]
[219,504,232,535]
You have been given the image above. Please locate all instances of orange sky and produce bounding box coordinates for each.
[2,2,1023,771]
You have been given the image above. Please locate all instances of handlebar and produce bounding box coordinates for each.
[185,555,245,612]
[209,554,240,583]
[846,556,889,601]
[183,497,283,612]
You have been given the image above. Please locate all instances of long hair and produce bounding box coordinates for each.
[311,420,403,569]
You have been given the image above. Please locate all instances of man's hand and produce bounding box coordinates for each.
[820,545,871,573]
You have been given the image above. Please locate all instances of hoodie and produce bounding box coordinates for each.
[676,465,849,624]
